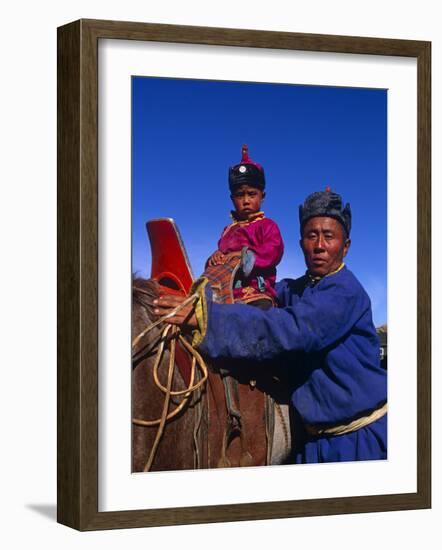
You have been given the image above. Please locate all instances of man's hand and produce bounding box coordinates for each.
[153,294,198,329]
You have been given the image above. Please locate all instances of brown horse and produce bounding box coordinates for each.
[132,276,292,473]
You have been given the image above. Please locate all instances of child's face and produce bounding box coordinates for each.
[231,185,265,221]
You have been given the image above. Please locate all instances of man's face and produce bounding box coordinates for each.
[300,216,351,277]
[231,185,264,221]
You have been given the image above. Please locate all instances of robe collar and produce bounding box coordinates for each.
[229,210,265,224]
[306,262,345,286]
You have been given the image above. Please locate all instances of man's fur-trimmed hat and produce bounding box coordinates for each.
[299,187,352,236]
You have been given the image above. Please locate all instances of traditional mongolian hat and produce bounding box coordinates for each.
[228,144,266,192]
[299,187,352,236]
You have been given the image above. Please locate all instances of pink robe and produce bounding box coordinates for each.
[217,211,284,303]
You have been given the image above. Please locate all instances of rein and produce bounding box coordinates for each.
[132,292,209,472]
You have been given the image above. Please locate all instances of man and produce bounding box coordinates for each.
[154,189,387,463]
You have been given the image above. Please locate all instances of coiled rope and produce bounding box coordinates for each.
[132,292,209,471]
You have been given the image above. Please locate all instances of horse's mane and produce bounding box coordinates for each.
[133,276,160,318]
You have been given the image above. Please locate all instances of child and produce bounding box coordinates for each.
[207,145,284,307]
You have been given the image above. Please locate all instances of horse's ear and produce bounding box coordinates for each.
[151,278,160,294]
[133,277,160,301]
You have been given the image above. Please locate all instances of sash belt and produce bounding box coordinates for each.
[305,402,388,437]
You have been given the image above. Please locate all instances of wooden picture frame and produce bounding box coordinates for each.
[57,18,431,531]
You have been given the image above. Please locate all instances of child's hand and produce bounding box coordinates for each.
[208,250,226,266]
[224,251,242,262]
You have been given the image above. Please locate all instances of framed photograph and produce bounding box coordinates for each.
[57,19,431,530]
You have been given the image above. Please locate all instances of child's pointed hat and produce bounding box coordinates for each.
[228,145,266,192]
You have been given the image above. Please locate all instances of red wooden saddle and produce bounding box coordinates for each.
[147,218,194,295]
[146,219,195,386]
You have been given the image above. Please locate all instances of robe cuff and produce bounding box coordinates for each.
[190,277,211,347]
[240,246,256,277]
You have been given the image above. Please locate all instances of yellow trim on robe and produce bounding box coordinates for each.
[327,262,345,277]
[307,262,345,284]
[221,211,266,238]
[190,277,210,347]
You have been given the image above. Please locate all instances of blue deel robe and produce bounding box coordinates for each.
[197,265,387,464]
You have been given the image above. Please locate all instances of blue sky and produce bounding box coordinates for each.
[132,77,387,326]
